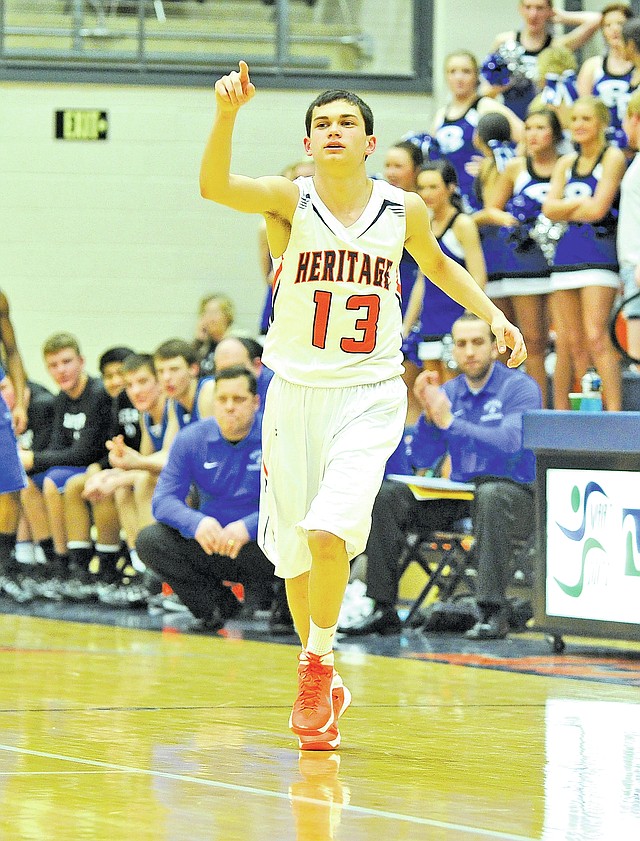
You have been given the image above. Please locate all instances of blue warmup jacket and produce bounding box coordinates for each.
[152,414,263,540]
[410,362,541,484]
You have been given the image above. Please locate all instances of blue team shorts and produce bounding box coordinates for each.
[0,406,27,494]
[620,263,640,318]
[31,466,86,492]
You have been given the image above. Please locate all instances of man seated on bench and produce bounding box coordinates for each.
[339,312,541,640]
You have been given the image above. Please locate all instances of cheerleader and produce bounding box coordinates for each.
[402,159,486,424]
[577,3,634,145]
[483,107,563,406]
[487,1,601,119]
[431,51,522,214]
[542,96,626,410]
[382,140,424,321]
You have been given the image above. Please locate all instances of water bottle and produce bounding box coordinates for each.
[579,367,603,412]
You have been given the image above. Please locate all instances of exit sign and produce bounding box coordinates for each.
[55,110,109,141]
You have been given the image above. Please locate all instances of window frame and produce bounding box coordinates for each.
[0,0,433,93]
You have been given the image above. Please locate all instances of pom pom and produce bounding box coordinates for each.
[402,131,443,162]
[540,70,579,108]
[481,52,512,87]
[529,214,567,265]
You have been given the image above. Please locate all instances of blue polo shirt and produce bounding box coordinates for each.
[410,362,541,484]
[152,414,263,540]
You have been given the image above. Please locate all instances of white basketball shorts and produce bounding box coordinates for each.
[258,375,407,579]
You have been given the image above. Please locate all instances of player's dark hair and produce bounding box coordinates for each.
[419,160,465,213]
[305,90,374,136]
[98,346,135,373]
[154,339,199,367]
[214,364,258,395]
[122,353,156,376]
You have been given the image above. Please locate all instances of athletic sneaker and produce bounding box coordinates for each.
[289,652,336,737]
[298,673,351,751]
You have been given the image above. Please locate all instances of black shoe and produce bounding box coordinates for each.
[59,562,99,602]
[191,605,226,634]
[464,609,509,640]
[268,602,295,636]
[218,586,242,622]
[338,607,401,636]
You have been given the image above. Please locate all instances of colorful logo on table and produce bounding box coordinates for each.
[555,481,640,597]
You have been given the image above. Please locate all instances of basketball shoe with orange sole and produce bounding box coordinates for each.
[298,673,351,750]
[289,652,337,737]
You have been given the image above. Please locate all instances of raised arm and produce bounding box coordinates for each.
[404,192,526,366]
[199,60,298,218]
[553,9,602,53]
[576,55,599,99]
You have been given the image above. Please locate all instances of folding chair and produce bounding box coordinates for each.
[397,522,475,627]
[385,474,476,627]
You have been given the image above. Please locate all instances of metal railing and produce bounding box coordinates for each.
[0,0,432,91]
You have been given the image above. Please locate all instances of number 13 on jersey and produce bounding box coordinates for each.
[311,290,381,354]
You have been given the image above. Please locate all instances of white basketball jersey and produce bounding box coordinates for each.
[262,176,405,387]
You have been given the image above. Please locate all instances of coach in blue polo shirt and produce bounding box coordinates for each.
[136,365,289,633]
[340,312,542,641]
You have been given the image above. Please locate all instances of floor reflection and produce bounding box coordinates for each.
[289,753,350,841]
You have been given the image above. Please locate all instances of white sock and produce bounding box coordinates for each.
[95,543,120,553]
[306,618,337,660]
[14,541,36,565]
[128,547,146,573]
[33,544,47,564]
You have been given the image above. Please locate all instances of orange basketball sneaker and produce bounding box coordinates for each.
[298,673,351,751]
[289,652,337,736]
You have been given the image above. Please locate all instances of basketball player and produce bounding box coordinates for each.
[0,364,27,497]
[0,363,28,596]
[199,61,527,750]
[0,290,27,435]
[0,291,28,577]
